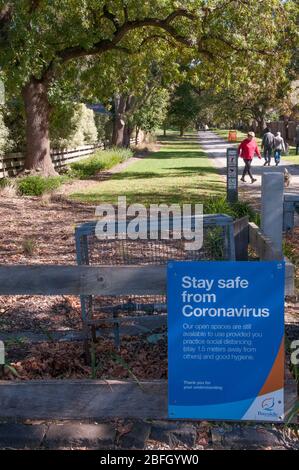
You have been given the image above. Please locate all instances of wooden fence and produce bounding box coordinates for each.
[0,144,104,179]
[0,135,141,179]
[0,259,296,420]
[0,265,166,296]
[0,220,292,297]
[267,121,298,142]
[234,218,295,296]
[0,217,296,420]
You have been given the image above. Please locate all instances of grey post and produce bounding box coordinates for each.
[226,148,238,203]
[261,172,284,258]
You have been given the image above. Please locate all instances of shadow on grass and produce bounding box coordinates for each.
[108,165,220,181]
[69,132,226,205]
[70,182,225,206]
[136,150,207,161]
[156,143,204,149]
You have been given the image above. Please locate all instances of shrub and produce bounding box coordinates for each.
[0,112,10,154]
[0,177,16,196]
[50,102,98,149]
[1,99,25,152]
[22,237,37,256]
[204,196,259,224]
[204,196,234,217]
[231,200,260,225]
[231,200,256,221]
[81,105,98,145]
[94,113,111,142]
[205,227,224,260]
[0,177,11,188]
[17,175,63,196]
[69,147,132,179]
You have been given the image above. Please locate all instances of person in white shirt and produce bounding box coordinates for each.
[274,132,286,166]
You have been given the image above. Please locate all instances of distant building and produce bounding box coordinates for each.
[86,103,110,115]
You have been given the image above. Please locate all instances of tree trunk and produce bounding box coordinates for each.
[180,125,184,136]
[22,77,57,176]
[123,124,134,147]
[135,127,140,145]
[111,95,127,147]
[256,116,266,137]
[122,95,135,147]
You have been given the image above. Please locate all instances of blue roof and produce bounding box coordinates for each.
[86,103,110,114]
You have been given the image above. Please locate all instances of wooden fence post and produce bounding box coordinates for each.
[233,216,249,261]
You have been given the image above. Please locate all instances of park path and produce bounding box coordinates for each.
[198,130,299,210]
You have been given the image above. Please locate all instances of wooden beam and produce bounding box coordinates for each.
[87,314,166,326]
[0,265,166,296]
[0,371,296,421]
[0,380,168,420]
[233,216,249,261]
[248,222,282,261]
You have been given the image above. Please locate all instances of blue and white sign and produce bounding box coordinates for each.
[168,261,285,422]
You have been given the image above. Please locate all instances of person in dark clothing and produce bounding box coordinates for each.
[238,132,261,183]
[262,128,275,166]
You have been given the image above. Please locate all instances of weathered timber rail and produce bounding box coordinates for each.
[0,135,141,179]
[0,265,166,296]
[0,216,296,421]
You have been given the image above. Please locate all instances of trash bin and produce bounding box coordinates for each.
[228,130,237,142]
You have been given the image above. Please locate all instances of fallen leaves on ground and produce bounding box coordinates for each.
[3,331,167,381]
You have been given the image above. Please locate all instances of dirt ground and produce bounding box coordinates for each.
[0,194,95,265]
[2,328,167,381]
[0,186,298,399]
[0,191,168,381]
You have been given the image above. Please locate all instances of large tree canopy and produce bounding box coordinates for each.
[0,0,297,174]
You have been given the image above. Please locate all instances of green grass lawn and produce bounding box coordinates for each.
[70,132,225,206]
[214,128,298,162]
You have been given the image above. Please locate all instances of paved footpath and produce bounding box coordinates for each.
[198,131,299,210]
[0,419,297,450]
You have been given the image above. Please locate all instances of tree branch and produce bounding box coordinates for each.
[164,9,195,23]
[28,0,41,14]
[122,2,128,22]
[0,3,12,44]
[0,3,12,27]
[202,34,273,56]
[56,9,197,64]
[103,4,120,30]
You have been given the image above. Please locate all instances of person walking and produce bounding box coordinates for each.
[262,127,275,166]
[274,131,286,166]
[238,131,261,183]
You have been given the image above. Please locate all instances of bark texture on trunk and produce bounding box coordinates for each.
[135,127,140,145]
[111,95,127,147]
[111,94,136,147]
[22,78,57,176]
[123,124,134,147]
[256,117,266,137]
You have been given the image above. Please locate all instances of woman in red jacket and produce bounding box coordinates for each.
[238,131,261,183]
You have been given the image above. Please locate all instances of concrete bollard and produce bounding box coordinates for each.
[261,172,284,259]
